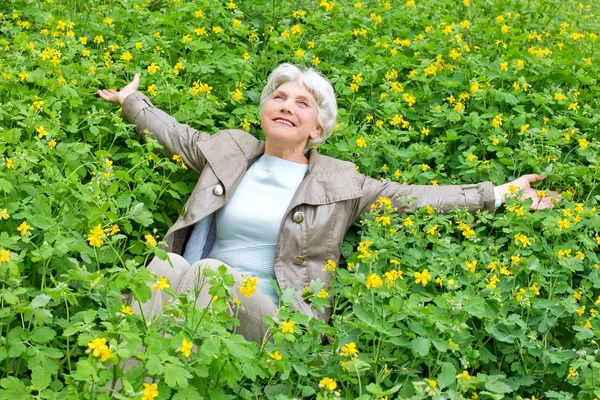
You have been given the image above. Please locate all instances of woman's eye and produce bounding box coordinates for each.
[299,101,309,106]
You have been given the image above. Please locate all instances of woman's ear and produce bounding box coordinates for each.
[310,125,323,140]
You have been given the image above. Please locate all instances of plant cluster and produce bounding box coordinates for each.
[0,0,599,398]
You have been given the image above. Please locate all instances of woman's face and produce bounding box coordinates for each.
[260,81,322,150]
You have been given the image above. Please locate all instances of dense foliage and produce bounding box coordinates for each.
[0,0,599,398]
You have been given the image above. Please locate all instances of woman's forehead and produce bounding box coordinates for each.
[275,81,316,101]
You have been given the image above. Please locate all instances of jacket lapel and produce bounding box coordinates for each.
[287,149,363,209]
[198,131,265,200]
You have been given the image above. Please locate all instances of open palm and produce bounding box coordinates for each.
[97,73,141,105]
[497,174,561,210]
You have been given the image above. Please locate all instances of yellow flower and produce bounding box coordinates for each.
[356,137,367,148]
[240,275,258,297]
[466,260,477,273]
[49,139,57,148]
[513,233,532,247]
[87,338,114,362]
[142,382,159,400]
[584,320,592,329]
[281,320,295,334]
[151,276,170,291]
[457,370,470,379]
[232,19,242,28]
[340,342,358,357]
[147,63,160,75]
[312,57,321,66]
[0,249,10,263]
[578,138,589,151]
[17,221,32,236]
[316,288,329,298]
[177,338,194,357]
[295,49,305,59]
[366,273,383,289]
[554,92,566,101]
[491,113,503,128]
[427,225,438,235]
[558,219,571,230]
[404,217,413,227]
[319,377,337,391]
[414,269,431,286]
[232,88,243,101]
[376,216,391,226]
[36,126,48,138]
[144,234,157,247]
[109,225,120,235]
[0,208,8,220]
[269,350,283,360]
[567,369,577,378]
[323,259,337,272]
[119,304,134,316]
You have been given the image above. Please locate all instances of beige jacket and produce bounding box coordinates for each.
[122,92,496,321]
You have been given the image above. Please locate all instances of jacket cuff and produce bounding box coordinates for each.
[121,91,153,124]
[478,181,496,212]
[461,182,495,214]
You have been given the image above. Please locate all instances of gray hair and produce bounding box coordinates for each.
[259,63,338,149]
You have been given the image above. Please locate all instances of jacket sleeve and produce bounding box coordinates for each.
[121,91,210,174]
[353,175,496,221]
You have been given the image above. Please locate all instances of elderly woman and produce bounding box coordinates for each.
[98,63,556,343]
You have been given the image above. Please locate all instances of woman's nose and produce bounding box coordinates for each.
[279,98,294,113]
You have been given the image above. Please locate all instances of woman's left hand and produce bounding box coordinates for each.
[495,174,562,210]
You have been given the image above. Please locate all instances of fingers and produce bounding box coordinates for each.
[530,191,562,210]
[521,174,545,183]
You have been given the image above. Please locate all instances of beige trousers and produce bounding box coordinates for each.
[132,253,278,343]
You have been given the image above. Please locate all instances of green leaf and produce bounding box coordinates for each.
[409,337,430,357]
[164,363,192,389]
[8,340,26,358]
[31,327,56,344]
[222,337,254,362]
[464,297,488,318]
[438,362,456,389]
[130,203,153,226]
[172,386,202,400]
[31,367,51,391]
[146,355,163,375]
[31,294,51,308]
[199,337,220,358]
[0,377,30,398]
[0,178,13,193]
[485,377,512,394]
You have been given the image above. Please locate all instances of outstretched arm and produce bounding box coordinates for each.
[352,173,560,222]
[97,74,210,174]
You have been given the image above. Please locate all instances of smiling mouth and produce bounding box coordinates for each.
[274,118,295,127]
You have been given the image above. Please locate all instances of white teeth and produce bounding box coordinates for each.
[275,119,293,126]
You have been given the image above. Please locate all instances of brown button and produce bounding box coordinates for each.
[293,256,304,266]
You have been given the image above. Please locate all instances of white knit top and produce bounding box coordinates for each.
[206,154,308,305]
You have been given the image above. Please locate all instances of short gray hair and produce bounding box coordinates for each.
[259,63,338,149]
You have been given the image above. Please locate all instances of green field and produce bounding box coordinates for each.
[0,0,599,398]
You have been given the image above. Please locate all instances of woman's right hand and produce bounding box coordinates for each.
[97,73,141,105]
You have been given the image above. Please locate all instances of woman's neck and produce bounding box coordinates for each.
[264,141,309,164]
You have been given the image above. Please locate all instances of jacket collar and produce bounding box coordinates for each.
[199,131,363,205]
